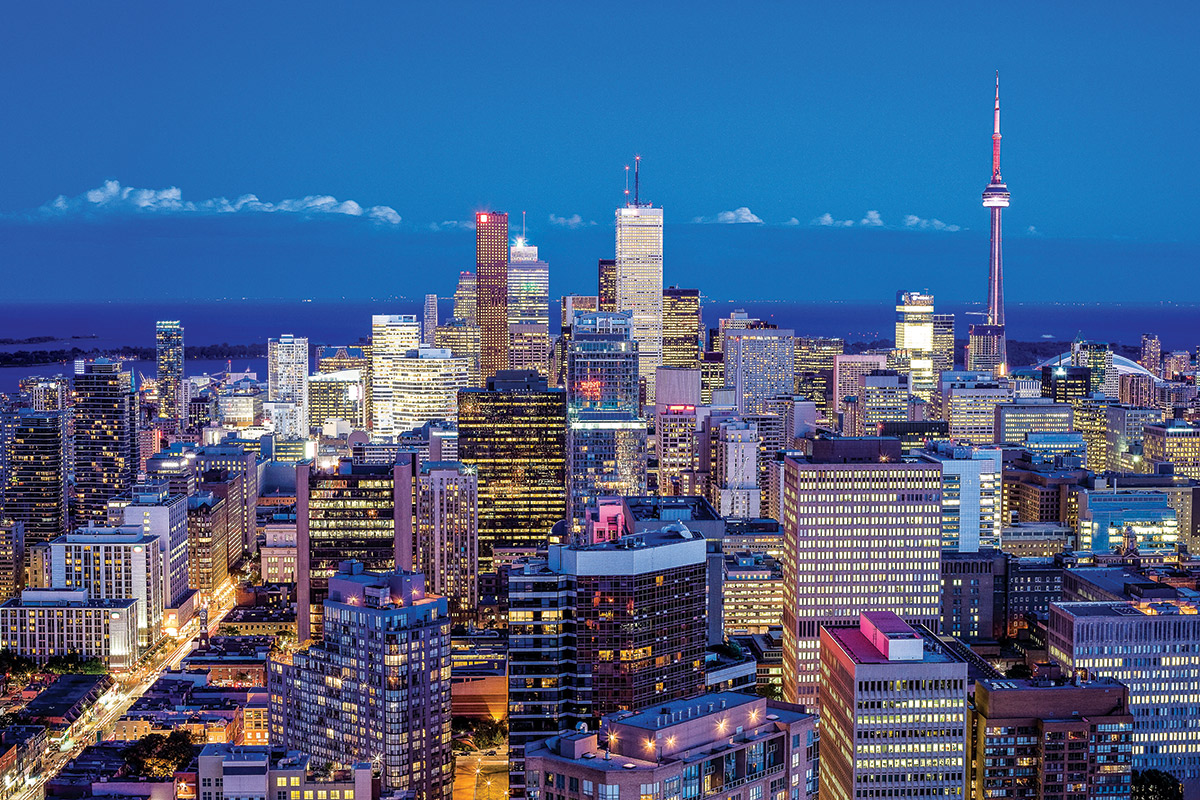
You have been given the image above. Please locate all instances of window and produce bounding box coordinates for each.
[599,785,620,800]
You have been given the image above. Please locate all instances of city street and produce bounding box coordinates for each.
[452,746,509,800]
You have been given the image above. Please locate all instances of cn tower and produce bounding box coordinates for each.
[968,72,1010,376]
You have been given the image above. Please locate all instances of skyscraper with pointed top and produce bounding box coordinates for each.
[968,74,1010,377]
[614,156,664,406]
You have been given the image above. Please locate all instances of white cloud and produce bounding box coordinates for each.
[783,217,801,226]
[548,213,593,229]
[813,212,855,227]
[36,179,402,225]
[902,214,961,232]
[692,207,765,224]
[1027,225,1039,235]
[428,219,476,232]
[860,210,884,227]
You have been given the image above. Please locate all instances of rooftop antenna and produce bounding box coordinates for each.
[522,210,526,241]
[634,155,641,206]
[624,165,630,204]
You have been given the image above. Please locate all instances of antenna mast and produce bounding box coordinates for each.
[624,165,630,204]
[522,210,526,241]
[634,155,641,206]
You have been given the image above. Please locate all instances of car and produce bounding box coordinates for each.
[485,750,497,756]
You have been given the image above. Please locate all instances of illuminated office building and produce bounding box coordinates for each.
[155,320,184,422]
[724,328,795,415]
[387,346,467,437]
[1071,339,1118,397]
[5,410,68,545]
[916,442,1002,553]
[270,562,452,800]
[266,334,309,437]
[0,590,138,669]
[936,372,1013,444]
[1040,363,1089,402]
[73,359,138,527]
[615,178,664,404]
[317,344,367,375]
[453,271,477,324]
[932,313,955,374]
[1076,488,1179,552]
[508,242,551,376]
[1119,373,1158,409]
[597,258,617,312]
[566,312,647,523]
[113,480,190,609]
[723,552,784,635]
[434,317,482,388]
[295,458,413,641]
[457,371,566,570]
[423,293,438,345]
[845,369,909,437]
[699,351,725,404]
[794,336,843,375]
[655,367,701,496]
[417,461,478,618]
[476,211,510,381]
[832,353,888,420]
[781,438,942,706]
[370,314,422,434]
[1072,394,1114,472]
[662,287,702,368]
[307,369,364,430]
[1106,404,1164,472]
[1140,333,1162,377]
[969,673,1133,800]
[711,419,761,518]
[895,291,937,400]
[819,612,967,800]
[1048,600,1200,793]
[993,399,1073,445]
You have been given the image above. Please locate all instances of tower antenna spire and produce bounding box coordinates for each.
[624,164,630,204]
[634,155,641,206]
[992,71,1002,179]
[522,210,526,241]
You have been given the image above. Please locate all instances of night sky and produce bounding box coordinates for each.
[0,2,1195,302]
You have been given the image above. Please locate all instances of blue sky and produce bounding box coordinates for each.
[0,2,1195,303]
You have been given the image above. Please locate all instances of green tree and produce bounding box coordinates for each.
[42,653,106,674]
[0,650,36,680]
[121,730,196,778]
[217,624,241,636]
[1132,769,1184,800]
[755,682,782,700]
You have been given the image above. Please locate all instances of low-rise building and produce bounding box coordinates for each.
[196,744,377,800]
[180,635,275,687]
[0,589,138,669]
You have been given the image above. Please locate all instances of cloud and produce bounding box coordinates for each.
[813,212,855,227]
[859,210,884,227]
[692,206,764,224]
[428,219,476,232]
[548,213,594,229]
[34,179,401,225]
[902,214,961,232]
[783,217,801,226]
[1027,225,1039,235]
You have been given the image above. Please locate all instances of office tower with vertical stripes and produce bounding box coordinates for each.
[475,212,509,381]
[508,241,551,376]
[662,287,701,368]
[615,159,664,405]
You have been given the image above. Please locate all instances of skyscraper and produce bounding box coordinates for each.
[4,410,68,546]
[662,287,702,368]
[1140,333,1162,377]
[615,161,664,405]
[73,359,138,527]
[968,75,1010,377]
[932,313,955,373]
[386,346,468,434]
[270,561,452,800]
[370,314,421,435]
[597,258,617,312]
[266,334,309,437]
[423,293,438,345]
[416,461,478,618]
[155,320,184,422]
[895,291,936,399]
[832,353,888,419]
[724,328,796,414]
[433,318,483,388]
[296,458,414,641]
[453,270,477,325]
[780,438,942,705]
[457,372,566,570]
[508,241,551,376]
[475,211,509,381]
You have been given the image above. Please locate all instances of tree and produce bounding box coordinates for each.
[0,650,36,680]
[217,624,241,637]
[1132,769,1184,800]
[42,653,106,674]
[755,682,782,700]
[1004,663,1032,679]
[121,730,196,778]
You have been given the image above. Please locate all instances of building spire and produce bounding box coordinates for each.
[992,71,1002,180]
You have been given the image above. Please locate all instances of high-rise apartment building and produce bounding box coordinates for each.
[615,183,664,405]
[266,334,309,437]
[0,520,23,602]
[819,612,968,800]
[566,312,647,523]
[113,480,190,609]
[724,328,795,414]
[476,211,510,381]
[662,287,702,368]
[1072,340,1118,397]
[417,461,478,618]
[49,526,164,647]
[932,313,955,373]
[780,438,942,706]
[4,410,68,546]
[1048,600,1200,793]
[895,291,937,400]
[711,419,761,518]
[1140,333,1162,377]
[457,371,566,571]
[296,458,413,641]
[155,320,184,422]
[655,367,701,496]
[508,243,551,376]
[969,673,1133,800]
[187,492,229,597]
[1119,373,1158,409]
[423,293,439,345]
[73,359,138,527]
[307,369,365,429]
[0,589,138,669]
[507,526,709,797]
[270,561,452,800]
